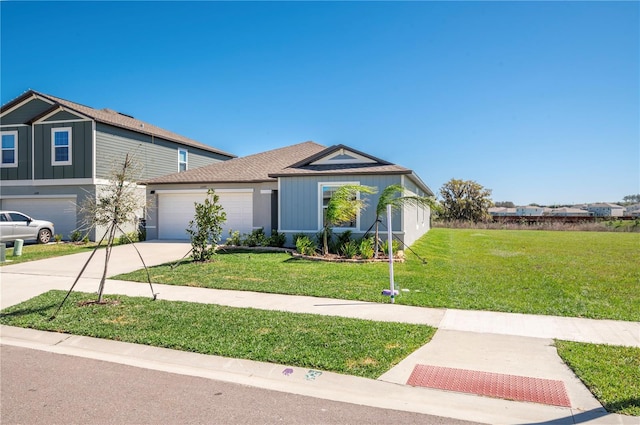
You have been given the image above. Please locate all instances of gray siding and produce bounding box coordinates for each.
[0,125,31,180]
[1,98,52,125]
[43,110,85,122]
[279,174,402,233]
[96,124,228,180]
[33,121,93,179]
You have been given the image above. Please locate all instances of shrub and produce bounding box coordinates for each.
[296,236,317,256]
[268,229,286,247]
[117,231,139,245]
[54,234,63,243]
[340,240,359,259]
[226,230,242,246]
[382,239,400,257]
[187,189,227,262]
[358,237,375,259]
[336,230,352,249]
[244,228,268,247]
[292,233,307,246]
[82,235,90,244]
[69,230,82,242]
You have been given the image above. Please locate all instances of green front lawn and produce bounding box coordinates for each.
[116,229,640,321]
[0,242,98,266]
[556,341,640,416]
[0,290,434,379]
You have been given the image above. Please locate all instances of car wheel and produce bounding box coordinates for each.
[38,229,52,244]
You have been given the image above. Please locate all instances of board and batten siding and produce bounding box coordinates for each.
[95,124,228,180]
[33,121,93,180]
[1,98,53,125]
[278,174,402,233]
[0,125,31,180]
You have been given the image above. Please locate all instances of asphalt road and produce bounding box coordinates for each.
[1,345,481,425]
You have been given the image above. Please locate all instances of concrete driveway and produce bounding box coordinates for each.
[0,241,191,309]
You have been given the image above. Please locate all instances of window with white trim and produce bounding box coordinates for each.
[178,148,188,172]
[1,131,18,167]
[320,183,358,229]
[51,127,72,165]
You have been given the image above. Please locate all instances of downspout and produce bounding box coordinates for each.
[31,123,35,181]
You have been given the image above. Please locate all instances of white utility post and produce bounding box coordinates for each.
[387,204,395,304]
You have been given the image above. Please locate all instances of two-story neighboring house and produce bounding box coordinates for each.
[586,203,625,217]
[0,90,235,240]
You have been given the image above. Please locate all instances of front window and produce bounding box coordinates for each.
[178,148,188,172]
[1,131,18,167]
[321,184,357,229]
[51,127,72,165]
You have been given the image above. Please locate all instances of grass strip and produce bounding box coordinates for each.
[556,340,640,416]
[0,290,434,379]
[0,242,98,266]
[116,229,640,321]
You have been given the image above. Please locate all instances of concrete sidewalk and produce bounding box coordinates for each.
[1,242,638,424]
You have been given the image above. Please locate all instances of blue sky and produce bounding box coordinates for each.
[2,1,638,205]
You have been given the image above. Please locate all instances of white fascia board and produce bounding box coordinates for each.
[0,194,77,200]
[0,124,29,128]
[153,188,254,195]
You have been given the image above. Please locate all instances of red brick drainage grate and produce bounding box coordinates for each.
[406,365,571,407]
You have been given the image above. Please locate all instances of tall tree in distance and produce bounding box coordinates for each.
[438,179,493,223]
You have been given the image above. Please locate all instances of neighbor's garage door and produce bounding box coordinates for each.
[158,191,253,240]
[1,197,77,239]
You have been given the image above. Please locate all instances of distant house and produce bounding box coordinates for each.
[144,142,434,247]
[547,207,591,217]
[488,207,516,216]
[586,203,625,217]
[625,203,640,217]
[516,205,545,216]
[0,90,234,239]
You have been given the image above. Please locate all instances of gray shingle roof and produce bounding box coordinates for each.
[145,141,327,184]
[2,90,235,158]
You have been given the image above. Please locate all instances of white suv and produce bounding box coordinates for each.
[0,211,55,244]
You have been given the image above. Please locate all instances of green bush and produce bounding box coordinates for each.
[117,231,139,245]
[54,234,63,243]
[340,240,358,259]
[382,239,400,257]
[268,229,286,247]
[244,228,268,247]
[226,230,242,246]
[187,189,227,262]
[69,230,82,242]
[296,236,317,256]
[358,237,375,259]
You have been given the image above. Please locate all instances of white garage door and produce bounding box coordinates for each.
[1,197,77,239]
[158,191,253,240]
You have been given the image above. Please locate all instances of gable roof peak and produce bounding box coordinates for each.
[1,89,235,158]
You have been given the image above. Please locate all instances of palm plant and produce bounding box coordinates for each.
[322,184,377,256]
[373,184,437,257]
